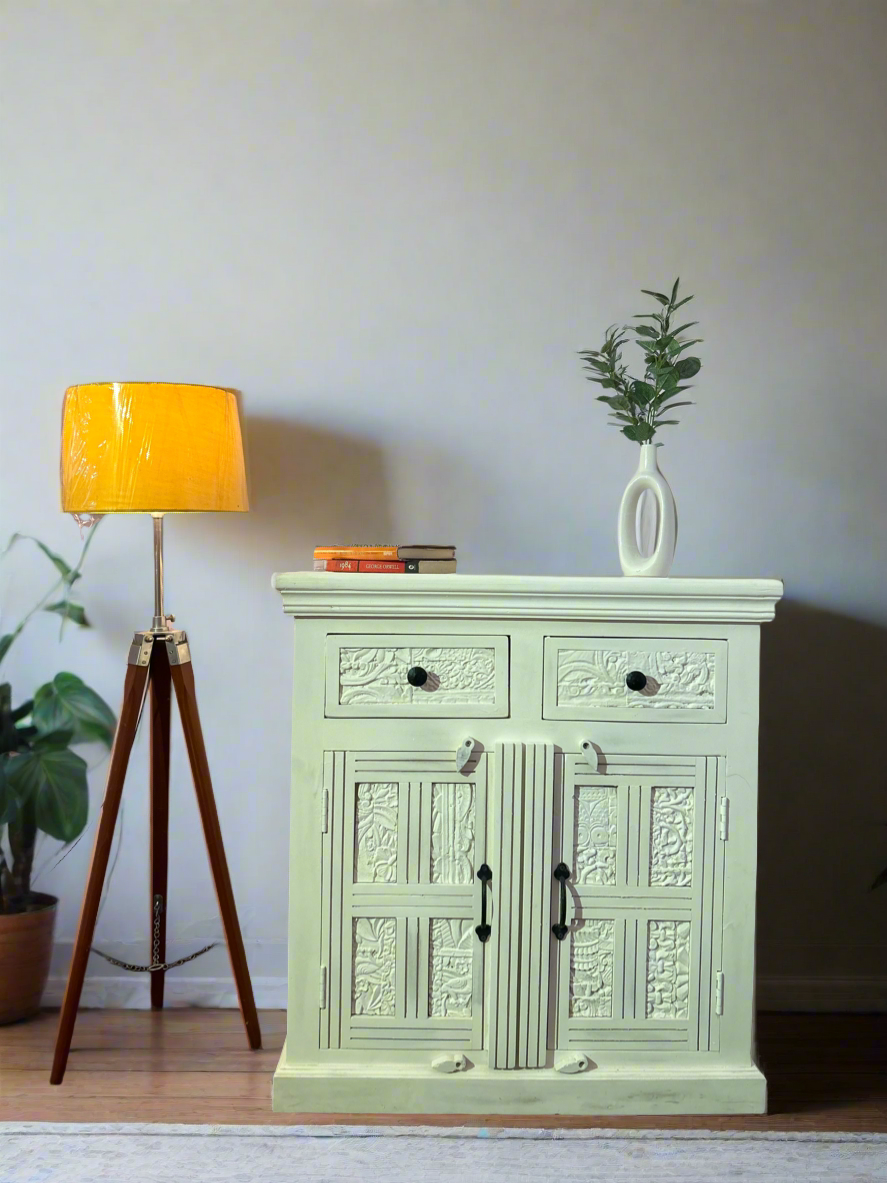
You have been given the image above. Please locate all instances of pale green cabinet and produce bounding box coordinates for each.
[273,575,782,1115]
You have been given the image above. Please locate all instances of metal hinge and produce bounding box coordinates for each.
[319,964,328,1009]
[715,971,724,1015]
[719,796,729,841]
[320,789,329,834]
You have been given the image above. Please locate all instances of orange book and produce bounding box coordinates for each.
[313,545,399,560]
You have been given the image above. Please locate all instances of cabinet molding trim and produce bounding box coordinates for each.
[274,574,783,622]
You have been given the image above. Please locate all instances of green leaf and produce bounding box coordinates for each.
[32,673,116,749]
[654,420,680,427]
[640,289,669,305]
[622,424,640,441]
[635,325,658,339]
[656,400,694,412]
[43,601,90,628]
[672,294,694,310]
[634,422,655,442]
[4,534,81,585]
[632,381,657,405]
[5,744,88,842]
[671,322,698,337]
[670,277,680,304]
[0,634,14,664]
[661,369,679,391]
[675,357,701,380]
[32,728,75,751]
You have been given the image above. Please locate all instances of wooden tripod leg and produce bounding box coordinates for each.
[50,660,151,1085]
[170,660,261,1050]
[149,644,172,1009]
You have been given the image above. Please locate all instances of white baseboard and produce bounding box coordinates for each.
[42,974,287,1010]
[756,974,887,1012]
[45,937,288,1009]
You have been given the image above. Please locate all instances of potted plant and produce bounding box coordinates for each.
[579,278,702,576]
[0,526,115,1023]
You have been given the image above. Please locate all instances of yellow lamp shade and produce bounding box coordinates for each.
[61,382,248,513]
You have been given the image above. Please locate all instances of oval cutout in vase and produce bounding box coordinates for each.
[617,444,677,577]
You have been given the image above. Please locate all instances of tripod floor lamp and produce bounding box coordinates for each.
[51,382,261,1085]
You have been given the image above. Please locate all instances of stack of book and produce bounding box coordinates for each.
[313,544,457,573]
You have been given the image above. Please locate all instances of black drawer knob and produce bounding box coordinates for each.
[625,670,647,692]
[407,665,428,687]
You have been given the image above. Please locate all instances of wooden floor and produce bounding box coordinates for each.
[1,1009,884,1131]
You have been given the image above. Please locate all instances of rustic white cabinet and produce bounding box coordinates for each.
[272,574,782,1115]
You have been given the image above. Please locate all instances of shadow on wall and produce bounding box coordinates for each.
[243,415,395,560]
[193,415,395,571]
[757,602,887,980]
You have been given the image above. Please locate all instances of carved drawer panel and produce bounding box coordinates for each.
[326,633,509,717]
[543,636,727,723]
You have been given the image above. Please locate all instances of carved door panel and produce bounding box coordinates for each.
[551,754,724,1054]
[321,751,488,1051]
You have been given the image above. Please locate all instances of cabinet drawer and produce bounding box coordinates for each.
[543,636,727,723]
[326,634,509,718]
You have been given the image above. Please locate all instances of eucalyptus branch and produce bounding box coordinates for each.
[579,278,702,444]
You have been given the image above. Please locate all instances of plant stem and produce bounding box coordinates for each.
[57,520,99,640]
[0,521,100,666]
[6,798,36,909]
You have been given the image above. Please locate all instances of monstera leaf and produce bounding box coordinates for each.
[5,731,89,842]
[32,672,115,748]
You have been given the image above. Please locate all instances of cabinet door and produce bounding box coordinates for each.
[552,753,724,1054]
[320,751,488,1052]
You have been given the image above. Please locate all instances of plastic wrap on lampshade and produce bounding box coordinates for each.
[60,382,249,514]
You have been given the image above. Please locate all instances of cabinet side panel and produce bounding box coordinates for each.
[718,625,761,1063]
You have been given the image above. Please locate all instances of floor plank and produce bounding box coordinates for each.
[0,1009,884,1131]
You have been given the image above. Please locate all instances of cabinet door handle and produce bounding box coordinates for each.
[552,862,571,941]
[475,864,492,943]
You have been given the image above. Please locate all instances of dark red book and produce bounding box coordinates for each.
[313,558,359,572]
[358,560,407,572]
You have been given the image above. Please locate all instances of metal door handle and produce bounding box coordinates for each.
[552,862,571,940]
[476,864,492,942]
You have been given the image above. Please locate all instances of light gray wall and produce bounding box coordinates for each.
[1,0,885,1006]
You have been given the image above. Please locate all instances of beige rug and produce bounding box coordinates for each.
[3,1123,885,1182]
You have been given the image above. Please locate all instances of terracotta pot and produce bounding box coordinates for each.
[0,892,57,1024]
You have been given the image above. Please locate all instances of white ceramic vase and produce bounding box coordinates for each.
[617,443,677,577]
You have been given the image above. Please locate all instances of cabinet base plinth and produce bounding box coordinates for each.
[272,1045,767,1116]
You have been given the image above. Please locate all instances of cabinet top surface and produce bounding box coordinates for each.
[273,573,783,623]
